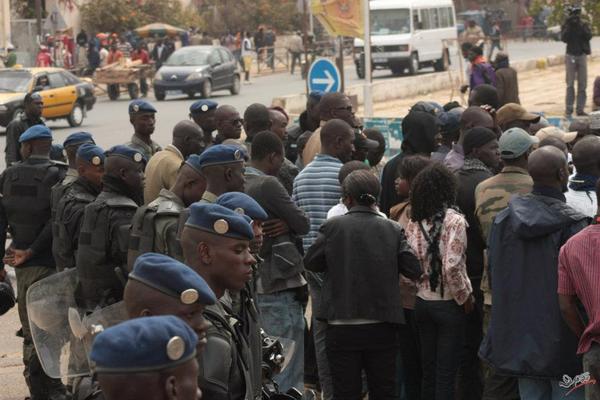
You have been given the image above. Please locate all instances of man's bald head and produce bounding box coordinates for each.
[469,84,499,109]
[460,107,494,133]
[319,92,355,126]
[320,119,355,162]
[572,135,600,175]
[172,120,205,158]
[215,105,242,141]
[528,146,569,191]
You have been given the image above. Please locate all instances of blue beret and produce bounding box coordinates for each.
[90,315,198,373]
[129,100,157,115]
[77,143,105,166]
[19,125,52,143]
[439,109,462,134]
[197,144,245,169]
[185,203,254,240]
[129,253,216,305]
[105,145,147,164]
[189,100,218,114]
[216,192,268,221]
[185,154,203,175]
[63,131,95,147]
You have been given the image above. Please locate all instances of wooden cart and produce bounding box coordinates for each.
[94,60,154,100]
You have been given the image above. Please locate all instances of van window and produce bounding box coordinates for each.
[371,8,411,35]
[413,9,422,30]
[439,7,452,28]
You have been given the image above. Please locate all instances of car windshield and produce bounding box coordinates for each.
[371,9,411,35]
[0,70,32,92]
[164,49,210,66]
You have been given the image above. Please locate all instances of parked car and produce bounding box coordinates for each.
[153,45,241,101]
[0,67,96,127]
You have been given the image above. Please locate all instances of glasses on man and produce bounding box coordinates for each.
[334,106,354,113]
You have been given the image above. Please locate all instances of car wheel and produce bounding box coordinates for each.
[155,91,166,101]
[408,53,419,75]
[230,75,241,95]
[11,108,24,122]
[128,83,140,99]
[107,84,120,100]
[201,80,212,98]
[68,102,84,127]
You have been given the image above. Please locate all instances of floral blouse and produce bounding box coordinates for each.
[405,208,473,305]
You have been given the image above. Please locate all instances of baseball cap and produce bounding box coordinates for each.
[535,126,578,144]
[499,128,539,159]
[496,103,541,127]
[589,111,600,130]
[354,130,379,150]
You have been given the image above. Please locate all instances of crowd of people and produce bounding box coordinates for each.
[1,75,600,400]
[1,6,600,400]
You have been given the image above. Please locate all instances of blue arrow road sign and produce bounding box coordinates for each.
[307,58,341,93]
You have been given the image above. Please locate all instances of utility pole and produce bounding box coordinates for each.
[363,0,373,117]
[302,0,309,93]
[337,36,345,92]
[35,0,42,39]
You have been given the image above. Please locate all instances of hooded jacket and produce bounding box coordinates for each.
[379,111,439,215]
[479,188,589,379]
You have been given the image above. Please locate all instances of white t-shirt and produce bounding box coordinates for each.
[99,48,109,66]
[565,188,597,218]
[241,38,254,57]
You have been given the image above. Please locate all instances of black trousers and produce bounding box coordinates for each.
[326,323,399,400]
[398,308,422,400]
[415,298,466,400]
[457,286,484,400]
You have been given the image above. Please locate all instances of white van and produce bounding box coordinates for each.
[354,0,458,77]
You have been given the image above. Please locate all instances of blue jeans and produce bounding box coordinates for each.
[257,290,305,392]
[518,378,584,400]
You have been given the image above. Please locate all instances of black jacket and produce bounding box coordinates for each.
[304,206,421,324]
[561,17,592,56]
[455,162,493,286]
[479,188,589,379]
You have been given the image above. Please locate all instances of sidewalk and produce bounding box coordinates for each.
[366,58,600,118]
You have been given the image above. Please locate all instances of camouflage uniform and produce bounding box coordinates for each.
[475,166,534,243]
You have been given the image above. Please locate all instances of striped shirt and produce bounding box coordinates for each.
[292,153,343,252]
[558,224,600,354]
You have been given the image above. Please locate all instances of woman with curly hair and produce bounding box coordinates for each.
[405,163,474,400]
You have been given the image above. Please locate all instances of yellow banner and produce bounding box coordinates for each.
[311,0,364,38]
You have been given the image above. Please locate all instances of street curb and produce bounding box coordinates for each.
[273,53,592,115]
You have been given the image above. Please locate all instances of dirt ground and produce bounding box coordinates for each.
[368,58,600,118]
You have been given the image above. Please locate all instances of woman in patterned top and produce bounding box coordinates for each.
[405,163,473,400]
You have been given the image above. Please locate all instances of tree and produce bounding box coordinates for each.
[530,0,599,33]
[197,0,301,35]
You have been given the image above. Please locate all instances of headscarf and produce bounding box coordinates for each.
[401,111,439,155]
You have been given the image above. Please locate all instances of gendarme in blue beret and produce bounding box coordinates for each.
[190,100,218,114]
[19,125,52,143]
[105,145,147,164]
[129,253,216,305]
[185,154,204,175]
[90,315,198,373]
[197,144,246,169]
[185,203,254,240]
[129,99,157,115]
[77,143,105,166]
[64,131,95,148]
[216,192,268,221]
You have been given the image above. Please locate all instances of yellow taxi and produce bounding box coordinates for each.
[0,67,96,127]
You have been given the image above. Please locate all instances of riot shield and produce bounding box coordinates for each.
[26,269,89,378]
[81,301,128,356]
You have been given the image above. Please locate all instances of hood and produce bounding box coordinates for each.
[401,110,439,154]
[157,65,210,79]
[507,194,584,239]
[0,92,25,105]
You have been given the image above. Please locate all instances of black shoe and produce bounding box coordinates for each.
[16,327,23,337]
[577,111,588,116]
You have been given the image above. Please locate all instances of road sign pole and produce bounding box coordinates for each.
[363,0,373,117]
